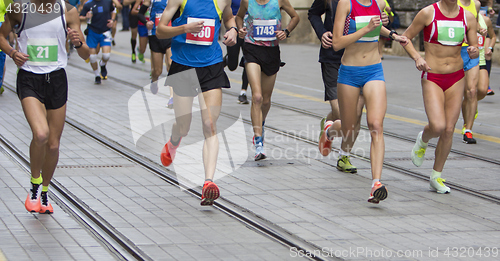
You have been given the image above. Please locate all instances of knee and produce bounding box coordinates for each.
[32,130,49,147]
[152,67,162,78]
[367,120,384,136]
[252,94,263,105]
[262,97,271,108]
[89,54,98,64]
[46,140,60,155]
[465,87,477,99]
[177,123,190,137]
[429,123,446,137]
[477,88,487,100]
[202,119,216,136]
[102,52,111,62]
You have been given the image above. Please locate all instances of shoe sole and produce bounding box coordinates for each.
[336,165,357,174]
[429,186,451,194]
[40,209,54,214]
[201,184,219,206]
[463,140,477,144]
[368,186,388,204]
[255,153,267,161]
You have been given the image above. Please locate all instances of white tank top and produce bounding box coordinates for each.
[16,0,67,74]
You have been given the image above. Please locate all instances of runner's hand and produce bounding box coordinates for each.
[12,51,29,67]
[467,46,479,59]
[67,28,81,46]
[367,16,381,32]
[415,57,431,72]
[381,12,389,26]
[146,21,154,30]
[223,27,237,46]
[184,21,204,34]
[238,27,247,39]
[321,31,332,49]
[107,19,114,28]
[276,30,287,41]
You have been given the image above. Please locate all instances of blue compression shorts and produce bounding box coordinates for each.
[461,46,479,71]
[86,28,112,49]
[338,63,385,88]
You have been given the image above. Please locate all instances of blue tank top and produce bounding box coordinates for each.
[150,0,168,36]
[171,0,223,67]
[231,0,240,16]
[244,0,281,47]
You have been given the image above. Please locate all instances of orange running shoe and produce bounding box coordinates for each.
[368,182,388,204]
[201,181,220,206]
[39,191,54,214]
[25,183,42,213]
[160,138,181,166]
[318,118,334,156]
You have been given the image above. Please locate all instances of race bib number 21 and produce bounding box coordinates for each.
[186,17,215,46]
[26,38,58,66]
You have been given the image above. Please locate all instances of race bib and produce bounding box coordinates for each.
[155,13,161,27]
[26,38,58,66]
[186,17,215,46]
[355,16,381,42]
[477,32,485,48]
[437,20,465,46]
[253,19,277,41]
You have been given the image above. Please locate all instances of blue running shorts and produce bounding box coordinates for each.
[86,28,112,49]
[338,63,385,88]
[461,46,479,71]
[138,25,148,37]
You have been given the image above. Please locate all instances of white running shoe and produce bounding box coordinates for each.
[430,177,451,194]
[411,131,427,167]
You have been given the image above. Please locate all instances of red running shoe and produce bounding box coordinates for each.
[25,183,42,213]
[368,182,388,204]
[39,191,54,214]
[160,138,181,166]
[318,118,334,156]
[201,181,220,206]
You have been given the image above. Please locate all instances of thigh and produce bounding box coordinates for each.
[21,97,49,135]
[46,105,67,144]
[362,81,387,125]
[338,83,361,130]
[199,88,222,124]
[245,62,263,94]
[261,73,277,100]
[422,79,446,126]
[444,78,466,127]
[464,65,479,91]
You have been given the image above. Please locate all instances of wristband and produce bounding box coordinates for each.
[74,41,83,49]
[8,48,16,58]
[283,28,290,38]
[389,30,397,40]
[229,26,238,33]
[489,46,494,52]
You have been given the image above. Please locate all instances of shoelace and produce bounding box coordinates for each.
[41,192,48,206]
[31,184,40,200]
[436,178,447,187]
[416,148,426,158]
[341,156,351,166]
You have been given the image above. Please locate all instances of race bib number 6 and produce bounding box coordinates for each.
[186,17,215,46]
[253,19,277,41]
[26,38,58,66]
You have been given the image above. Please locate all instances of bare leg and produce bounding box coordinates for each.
[198,88,222,180]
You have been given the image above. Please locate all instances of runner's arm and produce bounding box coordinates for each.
[66,5,90,60]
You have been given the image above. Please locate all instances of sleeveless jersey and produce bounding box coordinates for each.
[478,14,486,65]
[171,0,223,67]
[458,0,476,47]
[16,0,67,74]
[244,0,281,47]
[149,0,167,36]
[343,0,382,43]
[423,3,467,46]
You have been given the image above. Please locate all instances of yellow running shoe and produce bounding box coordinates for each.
[337,155,357,173]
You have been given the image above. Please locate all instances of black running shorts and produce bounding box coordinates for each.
[129,13,139,29]
[243,42,281,76]
[167,61,230,97]
[17,68,68,110]
[149,35,171,54]
[321,62,340,101]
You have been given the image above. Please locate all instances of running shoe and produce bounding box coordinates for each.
[461,125,466,135]
[318,118,333,156]
[368,181,388,204]
[475,109,478,120]
[463,131,477,144]
[160,138,181,166]
[85,58,90,63]
[0,85,4,95]
[132,53,136,63]
[95,76,101,85]
[253,136,266,161]
[430,177,451,194]
[487,86,495,95]
[167,97,173,109]
[100,64,108,80]
[39,191,53,214]
[238,93,249,104]
[138,52,145,63]
[112,40,116,46]
[150,81,158,94]
[201,181,220,206]
[25,183,42,213]
[337,155,357,173]
[411,131,427,167]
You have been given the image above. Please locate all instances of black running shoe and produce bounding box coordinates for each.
[463,132,477,144]
[100,65,107,79]
[238,93,249,104]
[95,76,101,84]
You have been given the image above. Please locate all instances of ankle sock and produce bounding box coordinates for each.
[31,175,43,185]
[372,179,380,187]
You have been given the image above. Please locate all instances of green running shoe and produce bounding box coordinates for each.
[337,155,357,173]
[0,86,4,95]
[132,53,136,63]
[138,52,145,63]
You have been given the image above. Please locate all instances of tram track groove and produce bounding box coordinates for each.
[2,81,334,261]
[66,61,500,205]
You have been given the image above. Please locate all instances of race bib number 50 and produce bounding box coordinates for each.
[186,17,215,46]
[26,38,58,66]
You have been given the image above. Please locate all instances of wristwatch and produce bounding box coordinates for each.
[283,28,290,38]
[389,30,397,40]
[489,46,494,52]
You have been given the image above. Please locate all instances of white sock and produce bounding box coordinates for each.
[94,70,100,77]
[372,179,380,187]
[339,149,350,157]
[100,60,106,66]
[240,90,246,95]
[464,129,472,133]
[431,170,442,180]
